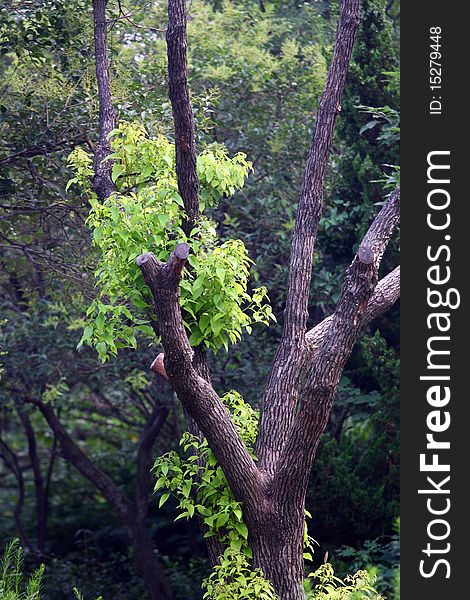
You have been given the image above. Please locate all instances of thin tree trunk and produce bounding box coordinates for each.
[166,0,199,234]
[92,0,116,200]
[125,518,174,600]
[33,399,174,600]
[138,2,401,598]
[0,438,34,553]
[17,408,48,554]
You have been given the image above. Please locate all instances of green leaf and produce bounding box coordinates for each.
[111,163,125,182]
[82,325,93,341]
[158,213,170,227]
[159,493,170,508]
[199,313,211,332]
[216,512,229,528]
[234,522,248,539]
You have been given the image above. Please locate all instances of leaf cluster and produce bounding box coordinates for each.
[67,122,274,360]
[306,563,383,599]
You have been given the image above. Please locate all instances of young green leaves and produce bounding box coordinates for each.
[67,122,274,361]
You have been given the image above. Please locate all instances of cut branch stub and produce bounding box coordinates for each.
[173,242,190,260]
[137,243,189,292]
[168,242,190,278]
[150,353,169,381]
[136,243,264,511]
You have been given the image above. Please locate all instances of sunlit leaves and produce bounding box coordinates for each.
[305,563,381,599]
[153,389,321,598]
[67,122,273,361]
[153,391,256,554]
[152,390,278,598]
[202,547,277,600]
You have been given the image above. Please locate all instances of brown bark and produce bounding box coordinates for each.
[166,0,199,234]
[92,0,116,200]
[256,0,362,475]
[275,189,400,499]
[137,247,265,509]
[305,265,400,357]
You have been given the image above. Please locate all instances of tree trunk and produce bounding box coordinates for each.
[251,510,306,600]
[139,2,400,599]
[125,517,174,600]
[34,399,174,600]
[17,407,50,555]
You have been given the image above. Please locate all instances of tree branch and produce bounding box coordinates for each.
[33,398,133,521]
[0,137,87,166]
[305,265,400,356]
[166,0,199,234]
[92,0,116,200]
[273,188,400,501]
[137,245,264,508]
[257,0,361,474]
[135,404,169,519]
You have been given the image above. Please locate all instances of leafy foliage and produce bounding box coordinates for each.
[154,391,257,557]
[0,539,44,600]
[68,122,274,360]
[154,390,326,598]
[306,563,382,599]
[336,518,400,599]
[154,390,275,597]
[202,548,277,600]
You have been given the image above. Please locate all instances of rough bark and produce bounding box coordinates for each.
[33,399,174,600]
[139,231,399,598]
[92,0,116,200]
[305,265,400,357]
[166,0,229,564]
[273,188,400,502]
[137,247,266,510]
[256,0,362,475]
[166,0,199,234]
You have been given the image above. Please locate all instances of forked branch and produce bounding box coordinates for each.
[257,0,361,473]
[305,265,400,357]
[273,188,400,499]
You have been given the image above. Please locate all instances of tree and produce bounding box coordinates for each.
[78,0,400,597]
[1,0,399,597]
